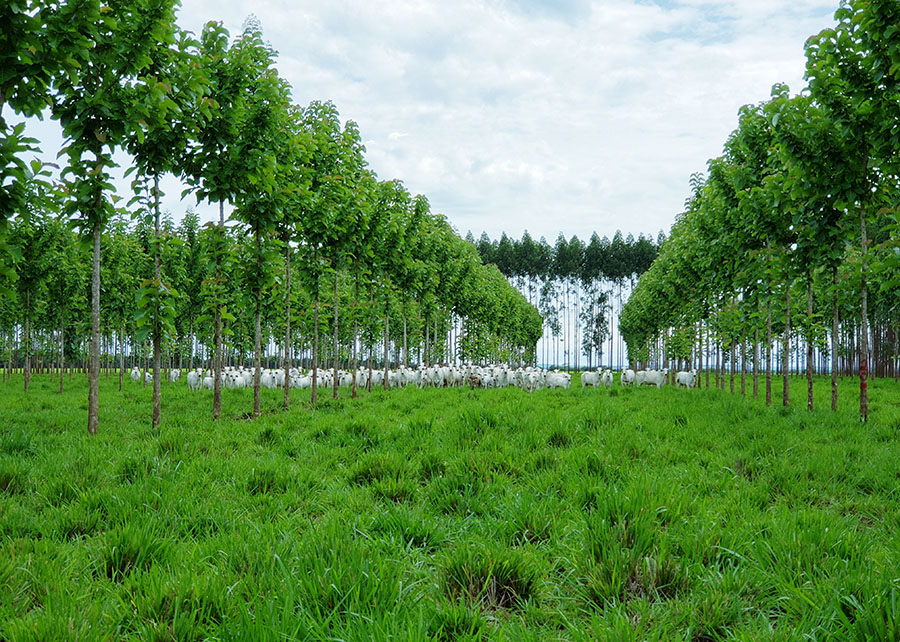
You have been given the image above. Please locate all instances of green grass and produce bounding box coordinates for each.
[0,372,899,640]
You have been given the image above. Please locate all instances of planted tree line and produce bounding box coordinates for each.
[620,0,900,421]
[1,4,541,432]
[467,230,660,371]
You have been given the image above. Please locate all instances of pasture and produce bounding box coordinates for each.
[1,374,899,640]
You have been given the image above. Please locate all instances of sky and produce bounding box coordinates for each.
[23,0,840,245]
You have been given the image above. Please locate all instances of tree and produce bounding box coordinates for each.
[53,0,182,435]
[805,0,900,421]
[125,23,206,429]
[182,20,265,420]
[228,24,291,418]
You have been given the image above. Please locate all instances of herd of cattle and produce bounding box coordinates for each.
[131,364,699,392]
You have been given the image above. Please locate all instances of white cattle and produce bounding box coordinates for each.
[641,368,668,388]
[675,369,697,388]
[169,369,181,382]
[144,371,153,384]
[202,376,215,390]
[581,370,602,388]
[130,367,141,382]
[621,369,636,386]
[635,370,647,387]
[260,371,276,389]
[544,371,571,390]
[600,370,613,388]
[187,371,201,390]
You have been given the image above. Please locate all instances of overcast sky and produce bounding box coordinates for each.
[25,0,839,245]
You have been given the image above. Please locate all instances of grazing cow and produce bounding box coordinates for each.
[675,369,697,388]
[641,369,668,388]
[621,369,636,386]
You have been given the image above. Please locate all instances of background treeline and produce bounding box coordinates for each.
[0,4,541,431]
[2,206,542,384]
[467,230,660,370]
[620,0,900,421]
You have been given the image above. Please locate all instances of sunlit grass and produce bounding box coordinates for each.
[0,372,898,639]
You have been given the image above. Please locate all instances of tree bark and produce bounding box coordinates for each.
[383,298,390,391]
[213,201,224,421]
[859,204,869,422]
[730,337,735,394]
[88,214,101,436]
[740,332,746,396]
[312,252,319,406]
[24,289,30,393]
[806,274,813,411]
[59,309,65,394]
[752,327,759,399]
[253,229,262,418]
[367,281,374,392]
[783,281,791,407]
[333,269,339,400]
[352,269,359,399]
[152,176,162,431]
[283,239,291,410]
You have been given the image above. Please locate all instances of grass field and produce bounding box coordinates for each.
[1,373,899,640]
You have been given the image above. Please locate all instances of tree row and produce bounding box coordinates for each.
[1,4,541,432]
[620,0,900,421]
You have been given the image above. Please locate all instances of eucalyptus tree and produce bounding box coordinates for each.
[806,2,900,421]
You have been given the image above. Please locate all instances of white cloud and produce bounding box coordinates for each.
[21,0,839,244]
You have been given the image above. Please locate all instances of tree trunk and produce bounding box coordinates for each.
[283,239,291,410]
[383,298,390,391]
[730,338,735,394]
[352,269,359,399]
[402,304,408,369]
[152,176,162,431]
[24,289,30,393]
[752,327,759,399]
[333,269,339,401]
[424,311,430,368]
[367,281,374,392]
[253,229,262,419]
[59,309,65,394]
[118,323,124,392]
[766,291,772,406]
[213,201,224,421]
[740,332,746,396]
[88,214,101,436]
[806,274,813,411]
[859,205,869,422]
[312,257,319,406]
[783,282,791,407]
